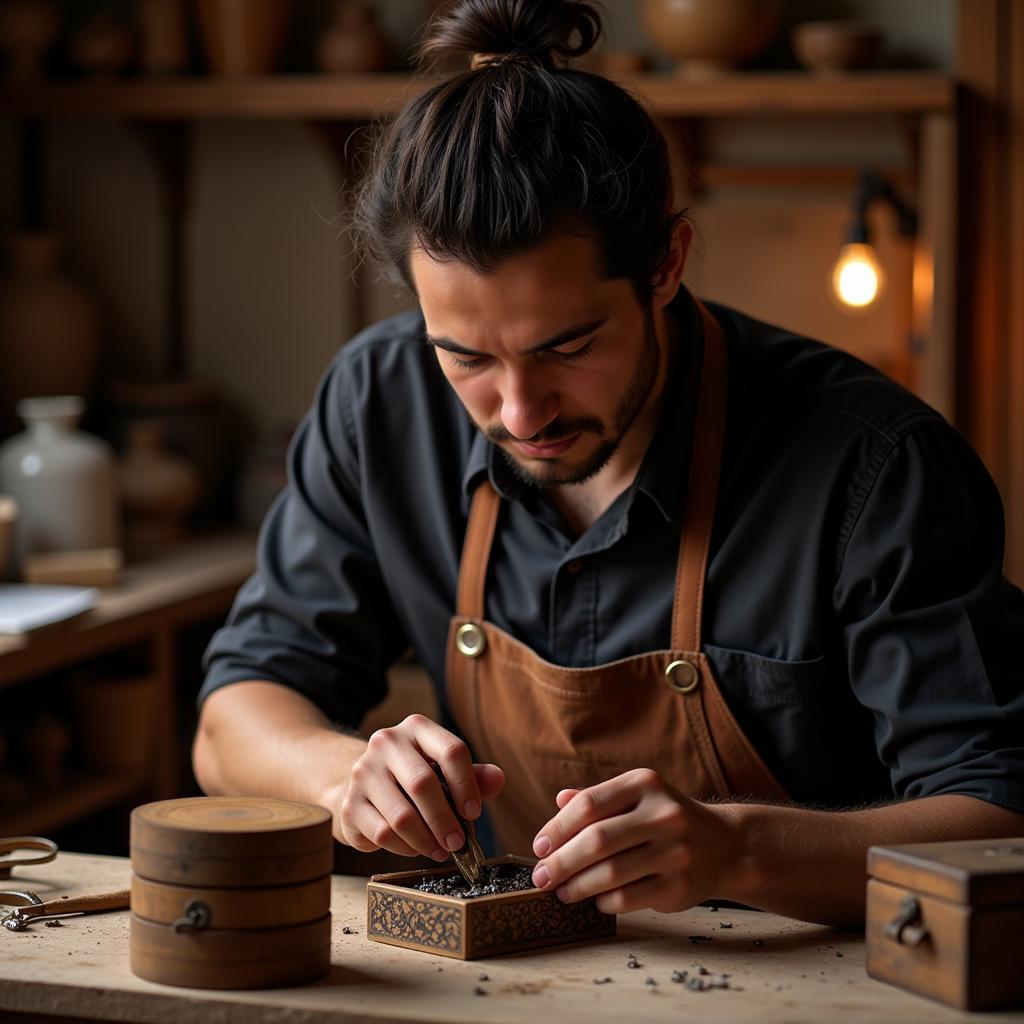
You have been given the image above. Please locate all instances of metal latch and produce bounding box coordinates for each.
[172,898,211,933]
[885,895,929,946]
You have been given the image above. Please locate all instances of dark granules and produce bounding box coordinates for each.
[44,920,64,928]
[473,986,487,996]
[688,935,713,944]
[685,973,732,992]
[593,977,613,984]
[753,939,765,947]
[626,954,641,969]
[719,921,733,929]
[412,864,534,899]
[341,926,358,934]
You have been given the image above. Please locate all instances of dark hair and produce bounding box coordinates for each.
[350,0,685,305]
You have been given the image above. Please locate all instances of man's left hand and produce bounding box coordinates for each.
[530,768,754,915]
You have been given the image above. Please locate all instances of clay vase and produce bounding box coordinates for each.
[0,396,120,570]
[137,0,189,76]
[196,0,290,75]
[0,233,101,430]
[640,0,782,75]
[316,0,393,73]
[0,0,60,80]
[68,11,136,78]
[117,419,200,548]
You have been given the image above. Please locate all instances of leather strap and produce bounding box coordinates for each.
[671,301,727,652]
[456,484,501,619]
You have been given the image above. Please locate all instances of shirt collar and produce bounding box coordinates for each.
[461,286,706,524]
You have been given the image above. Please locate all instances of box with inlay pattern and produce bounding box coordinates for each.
[366,854,616,959]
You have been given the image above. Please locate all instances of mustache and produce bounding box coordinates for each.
[486,418,604,444]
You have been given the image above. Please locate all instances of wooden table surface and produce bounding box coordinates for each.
[1,852,1021,1024]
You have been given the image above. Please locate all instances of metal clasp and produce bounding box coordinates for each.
[172,898,211,933]
[885,895,929,947]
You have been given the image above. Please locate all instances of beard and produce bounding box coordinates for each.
[489,306,661,490]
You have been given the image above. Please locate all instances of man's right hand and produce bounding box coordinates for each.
[332,714,505,860]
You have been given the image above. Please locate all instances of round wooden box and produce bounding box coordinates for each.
[129,796,334,989]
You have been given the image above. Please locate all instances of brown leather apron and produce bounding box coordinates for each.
[445,301,790,856]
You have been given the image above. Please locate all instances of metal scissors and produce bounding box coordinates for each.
[0,836,58,881]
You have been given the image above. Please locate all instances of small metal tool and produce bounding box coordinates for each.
[2,888,131,932]
[430,763,486,885]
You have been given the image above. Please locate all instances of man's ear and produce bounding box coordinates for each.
[651,217,693,305]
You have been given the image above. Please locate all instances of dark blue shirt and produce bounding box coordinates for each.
[200,289,1024,813]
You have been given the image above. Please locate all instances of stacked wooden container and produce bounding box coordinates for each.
[129,796,334,989]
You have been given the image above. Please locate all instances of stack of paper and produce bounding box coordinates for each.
[0,585,99,634]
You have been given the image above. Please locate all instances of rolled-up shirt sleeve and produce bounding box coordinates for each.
[199,354,407,727]
[834,418,1024,812]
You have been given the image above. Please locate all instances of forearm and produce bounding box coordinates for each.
[192,680,367,815]
[723,794,1024,928]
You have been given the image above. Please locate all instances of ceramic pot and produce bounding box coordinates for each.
[71,668,159,772]
[138,0,189,75]
[196,0,290,75]
[0,395,120,571]
[105,377,232,524]
[0,233,101,431]
[640,0,782,75]
[118,419,200,547]
[316,0,393,73]
[0,0,60,80]
[68,11,136,77]
[791,21,882,73]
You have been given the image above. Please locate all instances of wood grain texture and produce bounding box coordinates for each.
[2,852,1022,1023]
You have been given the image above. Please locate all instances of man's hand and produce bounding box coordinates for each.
[332,714,505,861]
[529,768,753,915]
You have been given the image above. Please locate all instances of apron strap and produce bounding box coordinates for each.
[455,298,729,651]
[456,482,501,619]
[671,300,728,652]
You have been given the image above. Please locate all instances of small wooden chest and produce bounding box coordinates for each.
[866,837,1024,1010]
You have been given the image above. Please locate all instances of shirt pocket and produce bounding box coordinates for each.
[704,643,886,806]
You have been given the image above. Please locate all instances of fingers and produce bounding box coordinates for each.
[338,714,504,860]
[474,763,506,802]
[339,796,426,859]
[532,805,649,890]
[552,844,657,905]
[533,769,655,859]
[555,788,580,809]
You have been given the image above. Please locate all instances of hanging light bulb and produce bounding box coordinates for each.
[832,242,884,310]
[831,171,917,314]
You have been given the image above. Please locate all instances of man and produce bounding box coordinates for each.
[194,0,1024,927]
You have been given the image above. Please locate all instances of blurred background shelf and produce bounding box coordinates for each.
[0,71,954,119]
[0,770,148,837]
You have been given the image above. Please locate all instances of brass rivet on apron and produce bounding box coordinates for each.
[456,622,486,658]
[665,659,699,693]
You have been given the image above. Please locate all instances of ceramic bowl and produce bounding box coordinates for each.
[792,21,882,73]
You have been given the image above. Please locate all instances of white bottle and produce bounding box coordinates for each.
[0,395,119,571]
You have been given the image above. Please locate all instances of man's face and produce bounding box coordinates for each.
[410,231,663,489]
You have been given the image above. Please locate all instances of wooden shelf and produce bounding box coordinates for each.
[0,71,954,120]
[0,771,148,836]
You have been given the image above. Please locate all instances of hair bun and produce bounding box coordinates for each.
[418,0,602,71]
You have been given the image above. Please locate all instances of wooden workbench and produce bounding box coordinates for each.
[2,853,1021,1024]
